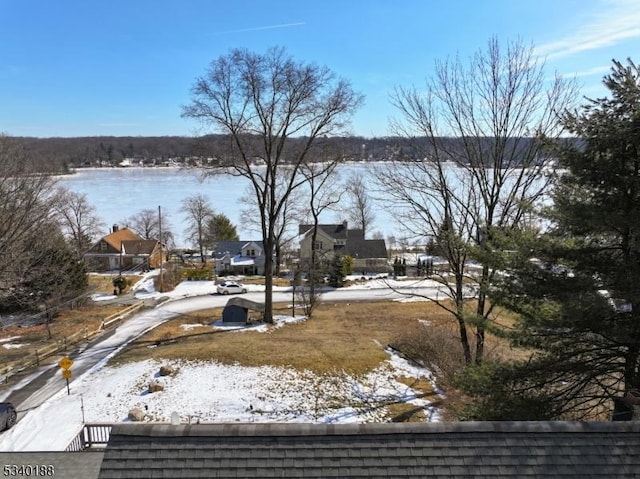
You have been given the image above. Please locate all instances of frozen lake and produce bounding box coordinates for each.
[56,164,399,248]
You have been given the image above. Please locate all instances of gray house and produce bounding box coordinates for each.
[299,221,389,273]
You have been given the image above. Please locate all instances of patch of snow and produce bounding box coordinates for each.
[344,278,440,291]
[163,280,216,299]
[90,293,118,302]
[0,336,22,344]
[3,342,26,349]
[210,315,307,333]
[131,273,158,297]
[0,348,439,452]
[180,323,206,331]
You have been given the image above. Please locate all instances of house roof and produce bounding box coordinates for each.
[121,239,159,256]
[213,240,264,258]
[299,223,364,240]
[229,255,256,266]
[97,421,640,478]
[343,238,388,259]
[101,228,143,251]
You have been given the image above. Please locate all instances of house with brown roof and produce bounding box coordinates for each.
[83,225,164,272]
[299,221,389,273]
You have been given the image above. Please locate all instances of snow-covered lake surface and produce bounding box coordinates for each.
[56,164,396,247]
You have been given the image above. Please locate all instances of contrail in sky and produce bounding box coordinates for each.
[214,22,306,35]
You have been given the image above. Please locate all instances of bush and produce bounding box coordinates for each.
[388,320,466,384]
[112,275,129,294]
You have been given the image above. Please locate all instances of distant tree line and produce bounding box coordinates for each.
[11,134,581,175]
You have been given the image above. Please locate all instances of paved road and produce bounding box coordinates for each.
[1,281,450,424]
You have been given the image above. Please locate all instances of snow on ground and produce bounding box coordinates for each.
[90,293,118,302]
[343,277,439,291]
[0,346,439,452]
[0,274,444,452]
[129,272,274,301]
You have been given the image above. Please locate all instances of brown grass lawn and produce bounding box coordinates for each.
[0,304,125,365]
[87,273,143,295]
[111,301,454,373]
[113,300,522,370]
[238,276,292,287]
[1,274,143,366]
[1,286,524,420]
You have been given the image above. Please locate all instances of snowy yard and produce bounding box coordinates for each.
[0,273,444,452]
[1,344,439,451]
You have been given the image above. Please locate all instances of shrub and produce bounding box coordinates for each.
[112,275,129,294]
[388,320,466,385]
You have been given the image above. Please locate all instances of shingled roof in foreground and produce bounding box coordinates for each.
[98,421,640,478]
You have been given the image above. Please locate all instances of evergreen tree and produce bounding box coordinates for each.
[465,59,640,420]
[328,254,348,288]
[203,213,240,251]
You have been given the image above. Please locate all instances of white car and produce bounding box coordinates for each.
[216,281,247,295]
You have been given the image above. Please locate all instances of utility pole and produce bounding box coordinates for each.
[159,205,164,293]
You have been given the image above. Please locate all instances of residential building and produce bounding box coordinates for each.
[299,221,389,273]
[213,240,266,276]
[83,225,163,272]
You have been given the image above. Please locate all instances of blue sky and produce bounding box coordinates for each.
[1,0,639,138]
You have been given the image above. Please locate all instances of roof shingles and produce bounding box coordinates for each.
[97,422,640,478]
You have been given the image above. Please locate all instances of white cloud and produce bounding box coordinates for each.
[536,0,640,59]
[213,22,306,36]
[561,65,611,78]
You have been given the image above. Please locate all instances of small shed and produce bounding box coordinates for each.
[222,297,265,324]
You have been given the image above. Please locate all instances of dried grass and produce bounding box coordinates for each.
[112,301,453,375]
[0,304,124,364]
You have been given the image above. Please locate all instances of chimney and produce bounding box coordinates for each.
[112,224,119,233]
[342,220,348,237]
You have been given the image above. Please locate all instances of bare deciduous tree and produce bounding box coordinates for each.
[239,173,307,276]
[377,37,577,364]
[126,207,174,248]
[53,187,105,258]
[297,161,343,317]
[0,135,87,319]
[344,171,375,237]
[0,134,57,302]
[181,194,214,262]
[182,47,363,322]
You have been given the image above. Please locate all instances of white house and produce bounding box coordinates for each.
[213,240,266,275]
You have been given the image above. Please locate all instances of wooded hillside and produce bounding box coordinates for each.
[13,135,574,174]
